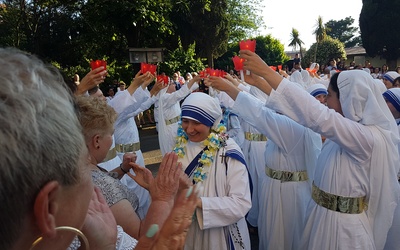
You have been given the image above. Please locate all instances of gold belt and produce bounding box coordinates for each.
[115,142,140,153]
[312,182,366,214]
[102,147,117,162]
[245,132,267,141]
[265,166,308,182]
[165,115,180,125]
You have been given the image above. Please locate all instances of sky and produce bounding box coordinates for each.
[257,0,363,51]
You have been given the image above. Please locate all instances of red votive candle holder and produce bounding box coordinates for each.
[90,60,107,70]
[232,56,244,71]
[239,39,256,52]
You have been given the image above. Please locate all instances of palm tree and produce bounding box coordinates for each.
[312,16,327,62]
[288,28,304,59]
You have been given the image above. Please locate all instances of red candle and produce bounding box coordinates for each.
[163,76,169,85]
[232,56,244,71]
[270,66,277,71]
[149,64,157,74]
[90,60,107,70]
[141,63,149,73]
[278,65,282,70]
[239,39,256,52]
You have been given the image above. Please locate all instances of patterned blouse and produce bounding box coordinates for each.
[91,167,139,211]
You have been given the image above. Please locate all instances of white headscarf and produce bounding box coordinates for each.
[181,92,222,131]
[337,70,400,249]
[289,71,305,89]
[301,69,311,88]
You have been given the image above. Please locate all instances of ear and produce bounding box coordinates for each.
[91,134,101,149]
[33,181,60,238]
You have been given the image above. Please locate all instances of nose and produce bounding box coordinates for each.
[185,123,194,134]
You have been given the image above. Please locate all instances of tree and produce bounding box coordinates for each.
[226,0,264,42]
[312,16,327,62]
[159,39,205,77]
[325,17,361,48]
[302,37,346,69]
[360,0,400,69]
[214,35,289,71]
[170,0,230,68]
[288,28,304,58]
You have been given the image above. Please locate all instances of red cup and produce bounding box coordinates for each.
[90,60,107,70]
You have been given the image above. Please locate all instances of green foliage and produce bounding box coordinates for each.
[303,37,346,68]
[159,40,205,77]
[325,17,361,48]
[360,0,400,66]
[214,35,289,71]
[288,28,304,51]
[226,0,264,42]
[313,16,327,43]
[0,0,264,78]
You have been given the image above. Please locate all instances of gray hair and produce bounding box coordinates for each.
[0,48,85,249]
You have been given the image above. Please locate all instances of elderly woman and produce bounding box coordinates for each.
[174,92,252,250]
[76,95,192,243]
[240,50,400,250]
[0,47,197,250]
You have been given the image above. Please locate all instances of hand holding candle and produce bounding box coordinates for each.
[90,60,107,71]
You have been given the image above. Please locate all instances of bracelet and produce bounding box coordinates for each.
[120,164,128,174]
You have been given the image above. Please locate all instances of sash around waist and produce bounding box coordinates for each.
[115,142,140,153]
[244,132,267,141]
[265,166,308,182]
[312,182,366,214]
[165,115,180,125]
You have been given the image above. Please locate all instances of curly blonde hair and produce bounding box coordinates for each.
[75,96,117,142]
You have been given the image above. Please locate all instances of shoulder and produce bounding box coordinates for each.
[224,138,246,166]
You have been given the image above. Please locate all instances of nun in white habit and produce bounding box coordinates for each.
[382,88,400,250]
[175,92,251,250]
[206,75,320,250]
[157,75,200,155]
[240,50,399,250]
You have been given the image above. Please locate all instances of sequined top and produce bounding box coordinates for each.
[91,167,139,211]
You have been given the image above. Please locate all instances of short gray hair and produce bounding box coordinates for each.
[0,48,85,249]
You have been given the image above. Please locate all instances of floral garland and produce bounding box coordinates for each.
[173,120,228,184]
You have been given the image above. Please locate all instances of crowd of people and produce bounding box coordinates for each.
[2,45,400,250]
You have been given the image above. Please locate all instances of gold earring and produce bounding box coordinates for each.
[30,226,89,250]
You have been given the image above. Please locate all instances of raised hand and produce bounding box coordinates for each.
[205,76,235,92]
[149,152,182,202]
[81,186,117,250]
[134,186,198,250]
[76,67,107,95]
[239,50,270,77]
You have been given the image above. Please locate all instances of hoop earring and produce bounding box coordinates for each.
[30,226,89,250]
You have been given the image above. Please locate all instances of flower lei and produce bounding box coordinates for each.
[173,121,228,184]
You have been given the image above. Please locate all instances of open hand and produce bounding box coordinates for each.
[81,186,117,250]
[149,152,182,202]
